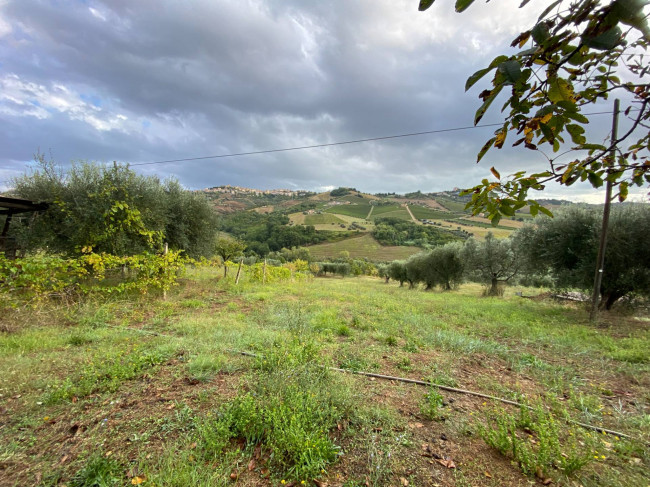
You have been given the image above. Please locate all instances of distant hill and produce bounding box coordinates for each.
[205,185,586,261]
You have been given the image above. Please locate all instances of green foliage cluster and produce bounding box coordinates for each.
[315,262,351,277]
[9,159,218,258]
[516,204,650,308]
[330,187,356,197]
[372,217,462,247]
[313,255,376,277]
[219,211,345,256]
[404,190,426,199]
[384,204,649,307]
[267,247,312,263]
[0,250,186,306]
[419,0,650,220]
[479,405,596,480]
[385,234,520,294]
[420,387,445,420]
[221,259,311,283]
[70,451,122,487]
[463,234,521,296]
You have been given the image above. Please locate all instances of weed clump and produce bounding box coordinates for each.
[479,404,596,480]
[195,338,353,482]
[420,387,445,420]
[70,451,122,487]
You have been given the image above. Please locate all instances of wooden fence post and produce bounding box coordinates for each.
[163,242,168,300]
[235,258,243,285]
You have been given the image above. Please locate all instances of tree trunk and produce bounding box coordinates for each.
[223,265,228,278]
[488,277,499,296]
[600,291,623,310]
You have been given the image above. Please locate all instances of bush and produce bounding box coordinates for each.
[0,251,187,306]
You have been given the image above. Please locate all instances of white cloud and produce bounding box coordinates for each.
[88,7,107,22]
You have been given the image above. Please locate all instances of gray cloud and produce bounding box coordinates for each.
[0,0,645,202]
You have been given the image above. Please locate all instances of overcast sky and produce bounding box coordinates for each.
[0,0,646,202]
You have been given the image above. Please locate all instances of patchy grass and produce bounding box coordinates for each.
[1,269,648,486]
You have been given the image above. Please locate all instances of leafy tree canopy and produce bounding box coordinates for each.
[515,204,650,308]
[330,187,357,197]
[372,217,463,247]
[419,0,650,223]
[9,157,218,258]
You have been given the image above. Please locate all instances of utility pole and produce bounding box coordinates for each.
[589,99,620,321]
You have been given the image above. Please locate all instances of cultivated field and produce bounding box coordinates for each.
[1,270,648,486]
[325,204,372,219]
[307,234,421,261]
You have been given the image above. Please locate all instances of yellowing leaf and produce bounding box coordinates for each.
[494,130,507,149]
[131,476,145,485]
[490,167,501,179]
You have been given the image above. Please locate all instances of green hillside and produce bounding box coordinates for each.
[325,204,372,219]
[307,233,420,261]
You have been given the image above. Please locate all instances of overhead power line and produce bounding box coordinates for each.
[125,110,618,167]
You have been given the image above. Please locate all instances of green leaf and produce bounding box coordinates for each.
[474,86,503,125]
[455,0,476,13]
[611,0,650,38]
[529,204,539,217]
[531,22,550,44]
[577,143,607,151]
[498,60,522,84]
[566,111,589,124]
[418,0,436,11]
[583,27,623,51]
[618,181,629,202]
[548,77,574,103]
[566,124,586,144]
[537,0,562,21]
[539,122,555,143]
[490,213,501,226]
[538,206,553,217]
[534,105,555,118]
[477,137,496,163]
[465,66,493,91]
[587,172,604,188]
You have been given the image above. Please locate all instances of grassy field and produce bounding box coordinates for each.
[1,270,649,487]
[307,233,421,261]
[304,213,346,225]
[325,204,372,219]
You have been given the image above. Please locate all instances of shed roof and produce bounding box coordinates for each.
[0,196,49,215]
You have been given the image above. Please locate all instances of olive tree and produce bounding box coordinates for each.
[515,204,650,309]
[388,260,409,287]
[463,233,522,296]
[426,242,465,290]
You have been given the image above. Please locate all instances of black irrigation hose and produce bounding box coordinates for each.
[104,324,643,444]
